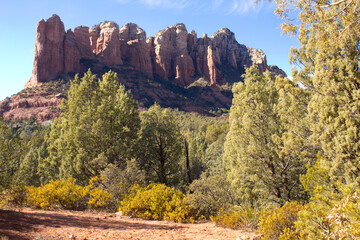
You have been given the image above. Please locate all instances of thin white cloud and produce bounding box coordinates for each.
[228,0,260,14]
[116,0,260,14]
[140,0,191,9]
[212,0,224,8]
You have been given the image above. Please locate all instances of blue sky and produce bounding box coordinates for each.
[0,0,298,101]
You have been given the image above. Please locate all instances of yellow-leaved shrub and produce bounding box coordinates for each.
[120,183,191,222]
[211,204,264,230]
[294,185,360,240]
[26,177,113,210]
[258,201,303,240]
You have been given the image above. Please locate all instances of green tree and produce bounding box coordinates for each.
[224,66,306,205]
[270,0,360,186]
[173,110,228,182]
[43,70,140,184]
[139,104,183,186]
[0,119,23,189]
[15,124,50,186]
[293,154,360,239]
[16,147,40,186]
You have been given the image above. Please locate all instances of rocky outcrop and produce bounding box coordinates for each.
[150,24,195,85]
[267,65,287,78]
[64,29,81,74]
[1,14,290,122]
[26,14,65,88]
[25,14,285,89]
[91,21,123,67]
[0,89,63,122]
[120,23,152,77]
[73,26,93,58]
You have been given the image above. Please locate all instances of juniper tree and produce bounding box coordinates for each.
[224,66,307,205]
[0,119,23,189]
[269,0,360,185]
[138,104,183,186]
[43,70,140,184]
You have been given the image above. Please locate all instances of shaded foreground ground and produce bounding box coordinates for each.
[0,207,259,240]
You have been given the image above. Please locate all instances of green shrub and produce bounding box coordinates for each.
[120,183,192,222]
[26,177,113,210]
[258,201,303,240]
[186,174,236,218]
[211,203,265,230]
[100,160,146,203]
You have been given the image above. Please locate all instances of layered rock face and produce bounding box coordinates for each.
[26,15,65,88]
[25,14,285,88]
[149,24,195,85]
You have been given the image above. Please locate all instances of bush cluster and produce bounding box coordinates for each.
[211,204,264,230]
[186,174,236,218]
[0,185,27,207]
[258,201,303,240]
[120,183,192,222]
[294,185,360,240]
[26,177,113,210]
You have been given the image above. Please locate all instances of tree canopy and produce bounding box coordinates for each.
[138,104,183,186]
[43,70,140,184]
[224,66,307,205]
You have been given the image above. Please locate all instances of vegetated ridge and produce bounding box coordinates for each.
[0,14,286,122]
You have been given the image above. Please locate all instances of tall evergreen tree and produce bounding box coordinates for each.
[271,0,360,185]
[0,119,23,189]
[43,70,140,184]
[138,104,183,186]
[224,66,307,205]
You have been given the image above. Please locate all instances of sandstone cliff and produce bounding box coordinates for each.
[2,14,287,122]
[25,14,285,89]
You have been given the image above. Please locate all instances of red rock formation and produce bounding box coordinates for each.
[25,14,286,89]
[89,27,99,53]
[64,30,81,74]
[0,89,63,122]
[120,23,152,78]
[152,24,195,85]
[93,21,123,66]
[207,46,218,85]
[3,14,292,122]
[73,26,93,58]
[189,34,211,79]
[26,14,65,88]
[119,23,146,41]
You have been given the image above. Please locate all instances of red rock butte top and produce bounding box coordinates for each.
[25,14,286,89]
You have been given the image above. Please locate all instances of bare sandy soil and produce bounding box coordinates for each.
[0,207,260,240]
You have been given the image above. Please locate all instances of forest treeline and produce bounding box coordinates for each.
[1,0,360,239]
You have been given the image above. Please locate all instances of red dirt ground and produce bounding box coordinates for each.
[0,207,260,240]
